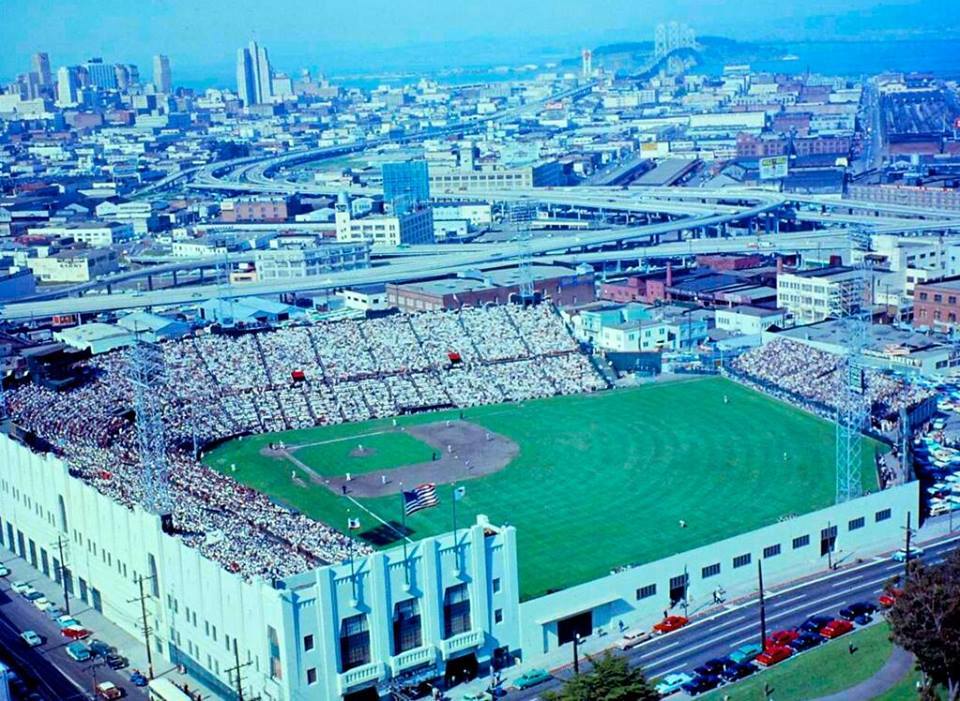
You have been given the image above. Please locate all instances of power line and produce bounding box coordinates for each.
[128,574,157,680]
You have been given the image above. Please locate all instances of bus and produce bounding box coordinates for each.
[147,678,196,701]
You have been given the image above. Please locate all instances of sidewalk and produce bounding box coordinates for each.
[0,550,221,700]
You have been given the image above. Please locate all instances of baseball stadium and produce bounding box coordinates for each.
[204,375,881,600]
[0,302,927,701]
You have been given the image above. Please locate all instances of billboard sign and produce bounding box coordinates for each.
[759,155,789,180]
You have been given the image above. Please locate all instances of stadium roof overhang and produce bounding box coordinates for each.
[535,595,621,624]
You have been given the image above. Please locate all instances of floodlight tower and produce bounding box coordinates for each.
[129,338,172,515]
[835,235,872,504]
[509,200,537,304]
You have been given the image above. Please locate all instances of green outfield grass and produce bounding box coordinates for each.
[204,376,881,599]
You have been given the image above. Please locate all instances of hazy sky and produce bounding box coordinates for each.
[1,0,952,85]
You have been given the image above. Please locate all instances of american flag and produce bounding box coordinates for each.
[403,483,439,516]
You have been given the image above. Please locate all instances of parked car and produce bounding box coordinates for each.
[790,633,826,652]
[32,597,53,611]
[106,654,128,670]
[129,671,148,687]
[820,619,854,639]
[653,615,689,634]
[765,629,799,649]
[654,672,693,696]
[729,643,763,664]
[879,588,903,608]
[20,630,42,647]
[65,641,91,662]
[839,602,878,621]
[694,657,733,677]
[799,615,834,634]
[61,625,92,640]
[0,564,9,577]
[461,693,493,701]
[755,645,793,667]
[721,663,757,682]
[514,668,552,690]
[680,674,722,696]
[45,607,64,620]
[56,615,81,628]
[88,639,115,657]
[23,590,44,602]
[95,681,122,700]
[892,546,924,562]
[616,628,652,650]
[9,581,31,595]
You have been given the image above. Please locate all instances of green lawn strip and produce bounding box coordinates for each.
[699,623,893,701]
[870,667,944,701]
[204,377,883,599]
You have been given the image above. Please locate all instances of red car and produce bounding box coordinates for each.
[820,619,854,639]
[765,629,799,649]
[61,625,92,640]
[878,588,903,608]
[653,615,689,634]
[755,645,793,667]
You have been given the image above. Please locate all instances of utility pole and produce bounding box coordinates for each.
[129,574,157,679]
[902,512,915,583]
[572,632,581,675]
[758,559,767,651]
[54,536,70,615]
[225,638,262,701]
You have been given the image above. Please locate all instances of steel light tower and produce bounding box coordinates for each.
[509,200,537,304]
[835,244,872,504]
[129,339,172,515]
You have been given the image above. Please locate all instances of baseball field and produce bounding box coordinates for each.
[204,376,882,599]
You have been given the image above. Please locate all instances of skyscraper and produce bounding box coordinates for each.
[84,58,117,89]
[250,41,273,104]
[56,66,79,106]
[236,47,256,106]
[153,54,172,93]
[382,160,431,212]
[237,42,273,105]
[31,52,52,87]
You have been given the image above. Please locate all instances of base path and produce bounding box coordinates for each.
[315,420,519,498]
[810,645,914,701]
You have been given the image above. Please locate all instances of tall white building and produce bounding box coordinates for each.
[56,66,79,106]
[152,54,172,93]
[236,47,255,106]
[249,41,273,104]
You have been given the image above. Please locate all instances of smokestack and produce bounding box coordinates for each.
[666,261,673,287]
[776,257,784,275]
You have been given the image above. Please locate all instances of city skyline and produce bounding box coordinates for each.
[2,0,958,86]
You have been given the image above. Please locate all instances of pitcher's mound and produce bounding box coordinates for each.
[349,446,377,458]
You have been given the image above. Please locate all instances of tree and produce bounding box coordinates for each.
[544,652,659,701]
[887,550,960,701]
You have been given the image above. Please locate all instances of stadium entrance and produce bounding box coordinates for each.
[444,652,478,686]
[343,687,379,701]
[556,611,592,646]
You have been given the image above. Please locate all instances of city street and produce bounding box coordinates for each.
[504,529,960,699]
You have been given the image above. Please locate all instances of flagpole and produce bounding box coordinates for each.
[347,511,358,605]
[452,483,460,573]
[400,483,410,588]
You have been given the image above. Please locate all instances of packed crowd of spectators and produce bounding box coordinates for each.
[728,338,935,418]
[5,304,605,582]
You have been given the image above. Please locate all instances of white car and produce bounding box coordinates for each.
[33,596,53,611]
[20,630,42,647]
[655,672,693,696]
[0,564,9,577]
[616,628,652,650]
[892,546,925,562]
[10,580,31,595]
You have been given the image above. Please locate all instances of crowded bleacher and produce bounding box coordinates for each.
[728,338,935,418]
[5,304,606,582]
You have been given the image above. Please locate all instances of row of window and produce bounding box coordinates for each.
[635,508,893,600]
